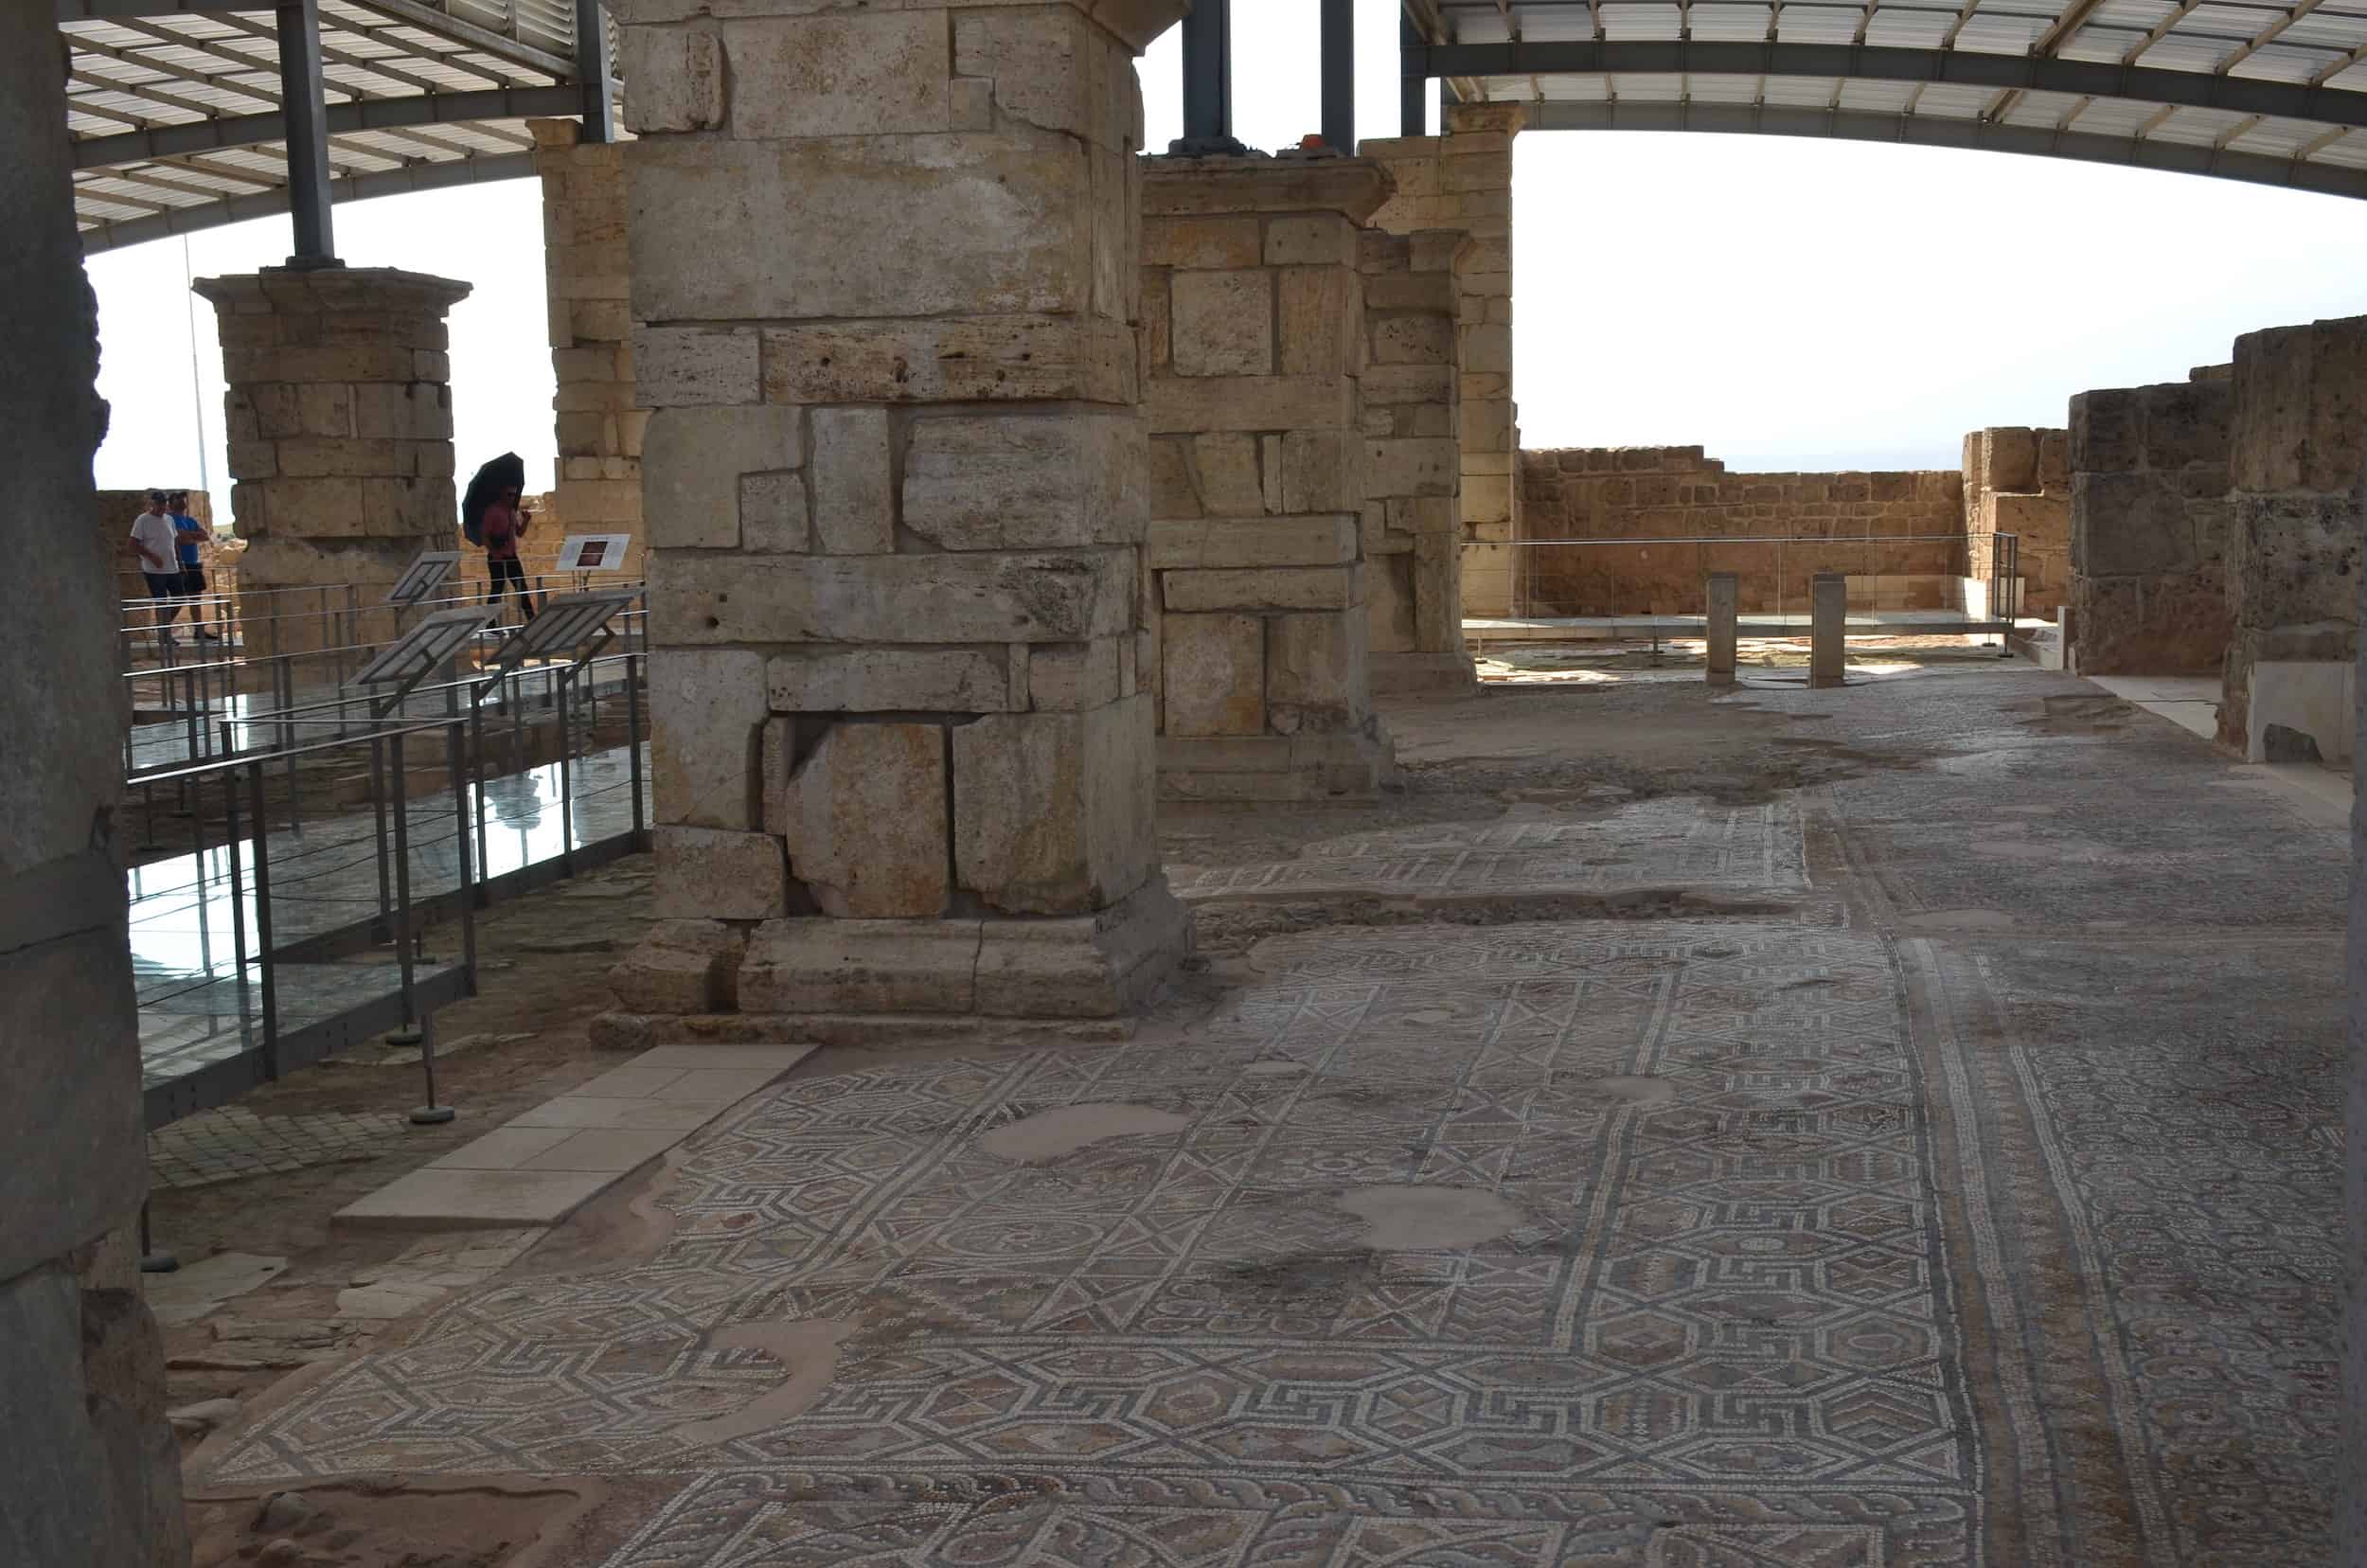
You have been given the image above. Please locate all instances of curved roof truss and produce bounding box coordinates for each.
[1409,0,2367,198]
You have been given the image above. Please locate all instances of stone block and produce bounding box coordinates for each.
[1278,268,1360,377]
[1162,613,1264,737]
[722,12,948,140]
[1361,364,1455,407]
[1264,214,1357,268]
[1369,313,1455,365]
[1147,375,1353,436]
[1279,431,1357,513]
[809,407,894,554]
[2231,315,2367,493]
[953,8,1132,148]
[630,135,1093,324]
[1182,433,1265,515]
[767,648,1014,713]
[608,919,745,1014]
[0,929,142,1278]
[739,916,982,1014]
[633,328,760,407]
[2226,490,2364,631]
[1266,612,1369,731]
[952,696,1156,915]
[739,472,809,552]
[642,405,803,550]
[652,827,786,920]
[1367,555,1417,653]
[650,650,768,830]
[652,549,1136,646]
[2144,380,2234,470]
[1366,437,1457,499]
[1143,215,1262,269]
[1164,566,1359,613]
[761,316,1137,406]
[1029,640,1123,710]
[902,413,1145,549]
[1169,269,1273,378]
[972,880,1193,1017]
[1147,515,1359,570]
[788,722,951,918]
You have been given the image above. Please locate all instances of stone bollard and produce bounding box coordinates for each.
[1705,572,1738,686]
[1809,573,1847,689]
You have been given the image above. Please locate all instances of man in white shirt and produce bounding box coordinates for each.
[126,490,184,646]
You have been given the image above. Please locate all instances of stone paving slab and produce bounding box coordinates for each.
[334,1042,813,1231]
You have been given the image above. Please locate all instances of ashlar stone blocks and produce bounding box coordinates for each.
[1962,426,2071,612]
[1143,155,1397,801]
[2219,314,2367,747]
[2067,380,2234,677]
[531,119,647,544]
[609,0,1191,1021]
[193,267,472,660]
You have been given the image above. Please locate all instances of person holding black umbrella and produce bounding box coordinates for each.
[461,452,536,627]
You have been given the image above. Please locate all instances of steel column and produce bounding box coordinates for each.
[574,0,614,143]
[1173,0,1246,155]
[1321,0,1355,152]
[1401,11,1428,136]
[274,0,339,267]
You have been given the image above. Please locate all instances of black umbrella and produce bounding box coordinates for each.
[460,451,525,544]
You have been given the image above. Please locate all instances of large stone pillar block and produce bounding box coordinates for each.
[193,267,472,662]
[2067,380,2234,677]
[1143,156,1397,801]
[609,0,1190,1022]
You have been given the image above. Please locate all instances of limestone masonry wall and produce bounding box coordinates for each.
[531,119,646,552]
[2220,313,2367,748]
[2067,380,2234,677]
[1962,426,2071,613]
[1515,446,1963,615]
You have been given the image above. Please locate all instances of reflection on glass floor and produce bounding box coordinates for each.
[133,742,650,1123]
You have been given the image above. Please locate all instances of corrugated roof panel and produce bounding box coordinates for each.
[1614,72,1688,98]
[1692,5,1778,38]
[2287,13,2367,48]
[2317,131,2367,165]
[1689,74,1765,98]
[2058,27,2147,60]
[1600,3,1685,38]
[1865,10,1956,46]
[1956,13,2051,51]
[2002,90,2086,124]
[2137,35,2242,67]
[2146,106,2249,142]
[1763,73,1845,102]
[1836,77,1920,108]
[1539,73,1616,99]
[2228,116,2321,154]
[1776,9,1865,40]
[2232,45,2346,80]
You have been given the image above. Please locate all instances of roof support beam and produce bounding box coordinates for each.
[1401,9,1427,134]
[1175,0,1245,153]
[81,147,537,254]
[346,0,574,79]
[1412,39,2367,128]
[70,82,583,168]
[575,0,613,140]
[1322,0,1355,151]
[1517,95,2367,199]
[277,0,338,266]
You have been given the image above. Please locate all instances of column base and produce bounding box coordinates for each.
[735,879,1193,1020]
[1370,651,1477,695]
[1158,724,1397,803]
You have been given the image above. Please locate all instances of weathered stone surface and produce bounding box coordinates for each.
[1147,516,1358,570]
[1028,640,1122,711]
[651,550,1136,645]
[631,135,1095,324]
[0,930,143,1277]
[1170,270,1272,378]
[760,315,1136,406]
[903,414,1146,549]
[1147,375,1354,436]
[768,649,1013,713]
[809,407,893,555]
[788,722,951,919]
[721,12,948,141]
[617,27,722,133]
[650,650,768,830]
[653,827,787,921]
[1157,730,1394,802]
[952,697,1156,915]
[739,917,981,1014]
[642,406,803,551]
[2231,314,2367,493]
[1265,612,1368,731]
[1163,566,1360,613]
[633,328,760,407]
[608,919,746,1014]
[973,880,1193,1017]
[1162,614,1264,737]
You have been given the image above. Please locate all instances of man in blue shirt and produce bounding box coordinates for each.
[167,490,219,640]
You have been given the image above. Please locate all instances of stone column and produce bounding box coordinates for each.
[605,0,1191,1025]
[1809,573,1846,688]
[530,119,646,553]
[2067,378,2233,677]
[193,268,471,662]
[1363,103,1523,619]
[2346,437,2367,1568]
[1361,227,1474,693]
[1961,426,2071,614]
[1141,155,1397,802]
[1705,572,1738,686]
[2221,314,2367,753]
[1,6,187,1560]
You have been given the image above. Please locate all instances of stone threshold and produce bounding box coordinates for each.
[591,1009,1133,1055]
[331,1042,814,1232]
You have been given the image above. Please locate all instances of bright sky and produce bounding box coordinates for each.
[87,0,2367,509]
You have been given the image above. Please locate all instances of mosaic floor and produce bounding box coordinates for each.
[190,670,2344,1566]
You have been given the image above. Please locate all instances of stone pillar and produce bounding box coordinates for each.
[531,119,646,553]
[1809,573,1846,688]
[2221,315,2367,754]
[2346,437,2367,1568]
[2067,379,2233,677]
[1140,155,1397,802]
[1,6,187,1559]
[1962,426,2071,614]
[193,268,471,662]
[1363,103,1523,620]
[1360,227,1474,693]
[606,0,1191,1024]
[1705,571,1738,686]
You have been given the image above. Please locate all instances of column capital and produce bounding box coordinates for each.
[192,266,472,317]
[1445,100,1529,137]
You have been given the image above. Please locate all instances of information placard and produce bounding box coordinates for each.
[556,533,632,572]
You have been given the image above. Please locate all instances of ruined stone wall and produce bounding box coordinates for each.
[0,5,186,1557]
[2220,313,2367,749]
[530,119,646,552]
[1963,427,2071,613]
[2067,380,2233,677]
[1361,102,1522,618]
[1516,446,1963,615]
[1358,227,1468,690]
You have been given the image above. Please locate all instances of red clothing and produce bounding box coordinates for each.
[481,501,524,561]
